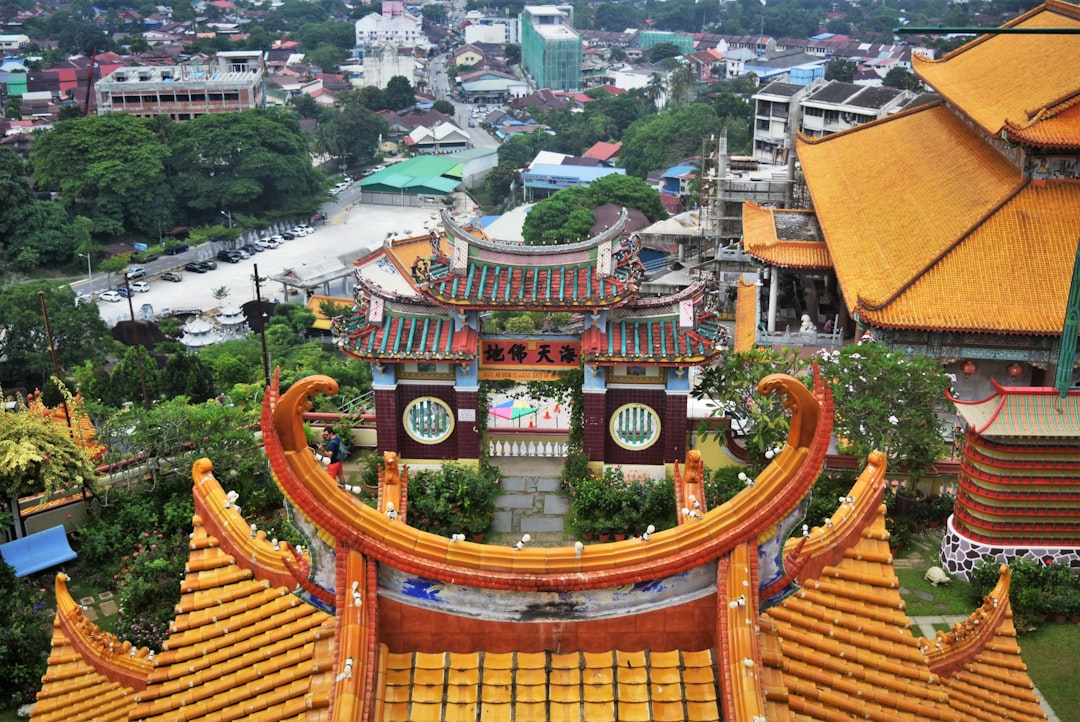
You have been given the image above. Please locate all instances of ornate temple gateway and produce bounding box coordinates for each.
[32,370,1047,721]
[332,208,728,468]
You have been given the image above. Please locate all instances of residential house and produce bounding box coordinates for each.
[520,150,624,201]
[405,120,470,154]
[583,140,622,165]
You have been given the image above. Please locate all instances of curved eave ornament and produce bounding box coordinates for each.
[261,369,829,593]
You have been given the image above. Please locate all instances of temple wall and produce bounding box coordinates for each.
[377,594,718,654]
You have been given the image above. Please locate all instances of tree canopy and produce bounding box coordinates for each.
[521,174,667,245]
[619,103,726,178]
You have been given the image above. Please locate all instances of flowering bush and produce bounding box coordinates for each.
[571,466,676,537]
[113,530,187,650]
[408,463,501,537]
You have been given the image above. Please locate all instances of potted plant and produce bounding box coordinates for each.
[927,492,955,528]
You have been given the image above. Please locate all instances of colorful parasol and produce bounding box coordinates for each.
[489,398,538,420]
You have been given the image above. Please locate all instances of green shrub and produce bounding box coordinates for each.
[969,556,1080,632]
[408,463,500,537]
[0,563,52,709]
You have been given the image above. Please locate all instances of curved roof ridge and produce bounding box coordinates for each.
[441,207,629,255]
[261,372,826,591]
[919,566,1013,678]
[191,457,303,591]
[53,572,153,692]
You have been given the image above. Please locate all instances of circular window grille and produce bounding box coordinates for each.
[403,397,455,445]
[609,403,661,451]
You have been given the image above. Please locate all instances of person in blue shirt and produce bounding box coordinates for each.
[319,426,346,486]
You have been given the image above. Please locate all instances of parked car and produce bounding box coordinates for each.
[371,164,386,172]
[270,234,284,244]
[253,238,272,250]
[131,281,150,293]
[201,259,218,270]
[114,286,133,298]
[234,248,251,259]
[281,231,296,240]
[184,262,209,273]
[217,250,242,263]
[75,293,94,306]
[125,266,146,280]
[161,271,183,282]
[298,224,315,234]
[241,243,263,255]
[132,252,159,263]
[99,290,122,303]
[163,243,190,256]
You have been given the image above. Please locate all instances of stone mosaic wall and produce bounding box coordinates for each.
[940,515,1080,579]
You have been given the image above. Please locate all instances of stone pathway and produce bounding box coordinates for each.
[487,458,572,547]
[76,590,118,622]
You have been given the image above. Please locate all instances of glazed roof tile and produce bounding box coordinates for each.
[797,103,1025,328]
[582,314,726,364]
[954,382,1080,437]
[912,0,1080,136]
[343,310,476,362]
[858,183,1080,333]
[1002,95,1080,149]
[425,262,636,310]
[742,202,832,269]
[374,647,721,721]
[129,511,336,721]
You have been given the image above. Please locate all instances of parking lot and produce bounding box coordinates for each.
[82,203,442,326]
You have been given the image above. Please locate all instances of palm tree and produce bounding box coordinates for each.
[644,72,666,110]
[667,63,697,109]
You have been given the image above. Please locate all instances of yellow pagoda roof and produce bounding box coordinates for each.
[912,0,1080,137]
[1002,94,1080,149]
[742,202,832,269]
[795,101,1080,334]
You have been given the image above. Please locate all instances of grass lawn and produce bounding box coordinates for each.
[1021,623,1080,720]
[896,568,975,616]
[0,710,19,722]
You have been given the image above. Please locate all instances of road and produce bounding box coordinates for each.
[78,201,443,327]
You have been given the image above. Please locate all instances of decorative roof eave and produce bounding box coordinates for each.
[999,91,1080,148]
[741,201,832,270]
[781,449,889,583]
[919,565,1012,678]
[424,289,640,312]
[718,542,769,721]
[339,312,477,363]
[583,351,720,367]
[53,573,153,692]
[261,370,831,593]
[950,380,1080,437]
[626,279,707,309]
[191,457,303,591]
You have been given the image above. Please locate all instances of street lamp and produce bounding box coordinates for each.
[78,252,92,285]
[220,210,233,228]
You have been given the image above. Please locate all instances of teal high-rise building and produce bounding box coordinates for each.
[520,6,581,91]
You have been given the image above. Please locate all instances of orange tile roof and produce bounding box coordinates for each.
[373,646,722,721]
[912,0,1080,136]
[733,277,759,352]
[1002,95,1080,149]
[858,183,1080,333]
[127,512,337,721]
[796,103,1024,325]
[742,202,832,269]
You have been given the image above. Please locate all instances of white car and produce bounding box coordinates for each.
[297,224,315,235]
[131,281,151,293]
[270,234,285,244]
[262,237,282,248]
[99,290,122,303]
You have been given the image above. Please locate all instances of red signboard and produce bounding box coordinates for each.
[479,339,581,370]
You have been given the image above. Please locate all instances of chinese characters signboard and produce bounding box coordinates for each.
[478,339,581,381]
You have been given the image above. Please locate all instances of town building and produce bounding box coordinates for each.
[354,0,425,49]
[94,51,266,120]
[520,5,582,92]
[520,150,626,201]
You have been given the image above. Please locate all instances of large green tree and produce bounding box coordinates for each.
[521,174,667,245]
[31,113,170,236]
[170,109,324,219]
[619,103,726,178]
[383,75,417,111]
[0,283,109,389]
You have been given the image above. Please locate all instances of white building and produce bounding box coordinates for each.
[355,2,426,49]
[361,44,421,91]
[463,13,520,45]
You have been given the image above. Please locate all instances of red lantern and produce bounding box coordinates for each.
[961,360,977,377]
[1006,362,1024,379]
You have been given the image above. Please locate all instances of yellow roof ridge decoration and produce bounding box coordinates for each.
[919,565,1013,676]
[733,276,758,352]
[720,542,769,721]
[31,574,149,722]
[330,548,375,721]
[262,371,826,588]
[912,1,1080,136]
[191,456,308,591]
[1002,91,1080,149]
[741,201,831,270]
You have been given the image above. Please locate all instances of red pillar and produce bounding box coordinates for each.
[375,388,398,454]
[582,392,607,463]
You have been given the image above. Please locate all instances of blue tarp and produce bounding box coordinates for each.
[0,525,77,577]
